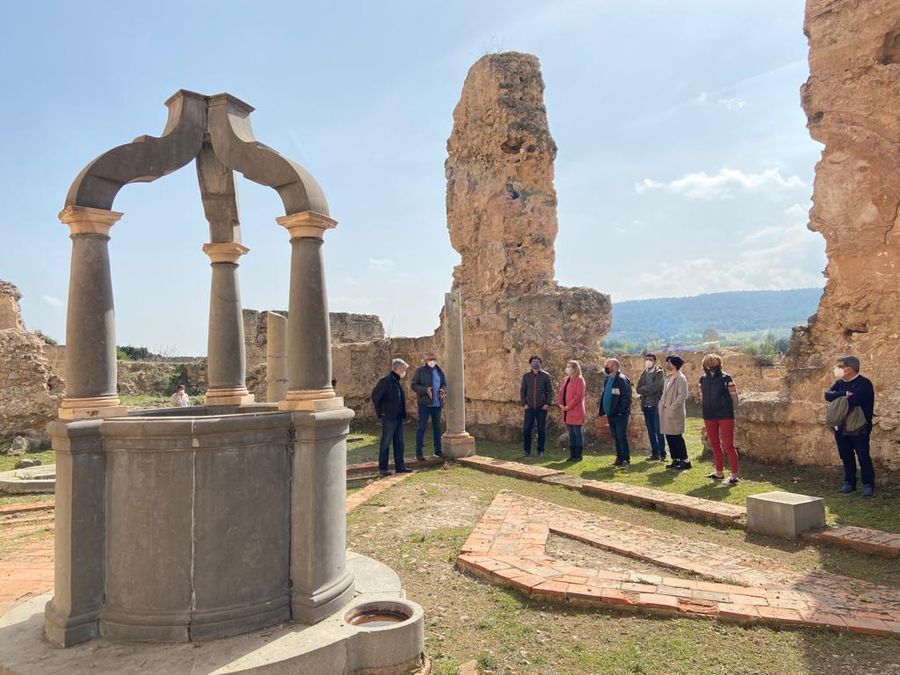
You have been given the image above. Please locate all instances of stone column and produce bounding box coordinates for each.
[57,206,126,419]
[202,241,255,406]
[44,419,105,646]
[266,312,288,402]
[276,211,344,412]
[441,291,476,458]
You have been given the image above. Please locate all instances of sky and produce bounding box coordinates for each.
[0,0,824,355]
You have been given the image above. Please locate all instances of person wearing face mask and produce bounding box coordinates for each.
[598,358,633,469]
[825,356,876,498]
[410,352,447,460]
[371,359,413,476]
[636,353,666,462]
[520,355,554,457]
[557,359,586,461]
[659,355,691,470]
[699,354,740,485]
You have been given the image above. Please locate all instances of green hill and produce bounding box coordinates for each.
[606,288,822,348]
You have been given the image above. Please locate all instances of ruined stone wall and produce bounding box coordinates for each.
[435,52,611,441]
[0,281,62,438]
[741,0,900,472]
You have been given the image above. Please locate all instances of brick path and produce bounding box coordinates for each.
[457,491,900,636]
[461,456,899,557]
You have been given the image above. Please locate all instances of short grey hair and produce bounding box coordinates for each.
[838,355,860,372]
[391,358,409,370]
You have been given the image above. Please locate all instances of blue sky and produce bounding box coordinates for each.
[0,0,824,355]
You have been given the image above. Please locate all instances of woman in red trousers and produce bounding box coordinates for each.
[557,359,586,462]
[699,353,740,485]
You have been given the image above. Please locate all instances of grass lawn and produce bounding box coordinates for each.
[347,465,900,675]
[347,418,900,534]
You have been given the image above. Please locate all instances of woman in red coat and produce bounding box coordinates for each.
[557,360,587,462]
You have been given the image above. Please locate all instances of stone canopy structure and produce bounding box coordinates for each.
[738,0,900,472]
[41,90,423,671]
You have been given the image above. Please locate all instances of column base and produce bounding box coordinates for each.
[279,388,344,412]
[58,396,127,420]
[204,387,256,406]
[441,431,476,459]
[291,570,355,625]
[44,598,100,647]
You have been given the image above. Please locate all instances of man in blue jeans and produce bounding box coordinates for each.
[520,355,554,457]
[825,356,876,498]
[635,353,666,461]
[371,359,413,476]
[598,358,633,470]
[410,352,447,460]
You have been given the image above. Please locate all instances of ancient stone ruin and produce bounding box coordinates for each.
[0,280,62,439]
[738,0,900,472]
[32,90,422,672]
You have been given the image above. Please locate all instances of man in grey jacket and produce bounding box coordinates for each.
[636,353,666,461]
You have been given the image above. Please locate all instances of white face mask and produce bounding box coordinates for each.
[565,366,573,375]
[645,360,654,370]
[398,370,407,379]
[833,366,845,379]
[427,360,437,368]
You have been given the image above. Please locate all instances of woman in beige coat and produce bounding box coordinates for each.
[658,355,691,470]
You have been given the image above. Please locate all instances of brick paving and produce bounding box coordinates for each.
[804,525,900,558]
[457,455,564,481]
[346,471,414,513]
[457,491,900,636]
[462,456,899,557]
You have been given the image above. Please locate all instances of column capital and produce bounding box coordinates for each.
[59,205,124,236]
[202,241,249,264]
[276,211,337,240]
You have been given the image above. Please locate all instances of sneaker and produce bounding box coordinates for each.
[665,461,679,469]
[837,483,856,494]
[416,454,425,462]
[537,451,544,458]
[613,458,623,467]
[379,470,392,477]
[724,475,739,486]
[434,450,444,458]
[706,472,725,480]
[396,467,414,474]
[566,456,577,462]
[523,452,531,458]
[646,454,661,461]
[677,461,692,470]
[619,461,630,471]
[861,484,875,498]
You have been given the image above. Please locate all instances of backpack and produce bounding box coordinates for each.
[843,406,867,435]
[825,396,849,428]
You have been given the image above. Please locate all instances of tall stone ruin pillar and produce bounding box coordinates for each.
[202,242,254,406]
[441,291,476,458]
[57,205,126,419]
[266,311,288,402]
[276,210,354,623]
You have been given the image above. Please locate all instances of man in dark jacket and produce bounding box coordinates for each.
[372,358,413,476]
[520,355,554,457]
[410,352,447,459]
[825,356,876,498]
[636,353,666,461]
[598,358,633,469]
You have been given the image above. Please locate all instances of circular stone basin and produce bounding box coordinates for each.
[344,601,414,629]
[0,465,56,494]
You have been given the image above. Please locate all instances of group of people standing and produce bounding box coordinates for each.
[370,350,878,499]
[522,353,740,482]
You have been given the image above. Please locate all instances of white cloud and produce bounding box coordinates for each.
[635,167,806,200]
[621,201,822,298]
[717,97,746,111]
[41,295,63,307]
[367,257,395,270]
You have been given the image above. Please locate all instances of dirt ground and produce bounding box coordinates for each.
[347,464,900,675]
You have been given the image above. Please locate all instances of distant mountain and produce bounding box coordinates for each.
[606,288,822,345]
